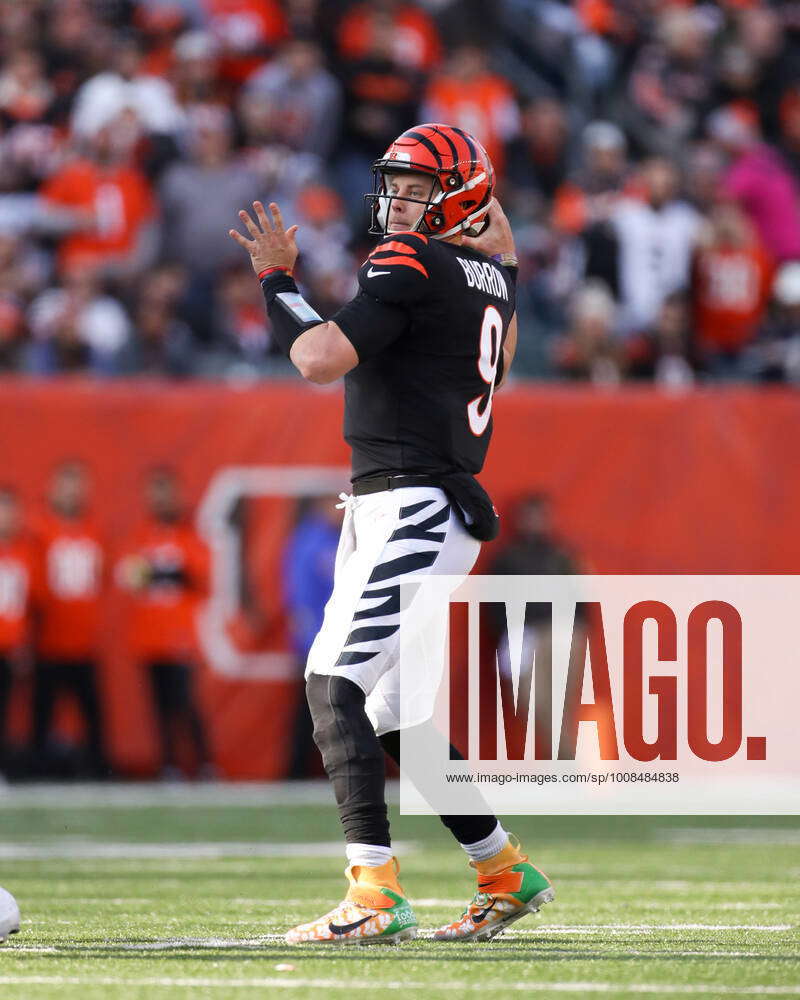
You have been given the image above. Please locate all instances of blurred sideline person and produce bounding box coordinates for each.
[487,493,584,689]
[31,461,110,779]
[0,486,35,776]
[230,123,553,945]
[116,467,212,780]
[489,494,580,580]
[281,495,341,779]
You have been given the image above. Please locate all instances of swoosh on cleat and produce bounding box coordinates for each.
[472,900,497,923]
[327,915,373,935]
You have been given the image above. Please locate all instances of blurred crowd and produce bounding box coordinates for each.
[0,0,799,382]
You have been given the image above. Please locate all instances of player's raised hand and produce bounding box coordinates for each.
[228,201,299,275]
[462,198,516,259]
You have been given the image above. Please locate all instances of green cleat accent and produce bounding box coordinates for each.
[433,860,555,942]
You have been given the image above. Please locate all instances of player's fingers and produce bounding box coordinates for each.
[286,224,299,242]
[253,200,272,231]
[270,202,285,233]
[228,228,252,249]
[238,209,261,238]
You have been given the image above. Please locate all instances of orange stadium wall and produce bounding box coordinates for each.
[2,380,798,779]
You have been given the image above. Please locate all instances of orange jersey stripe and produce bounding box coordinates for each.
[370,241,417,257]
[372,255,429,277]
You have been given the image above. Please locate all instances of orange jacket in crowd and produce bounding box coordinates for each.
[205,0,289,84]
[40,158,156,275]
[0,535,36,655]
[692,244,774,352]
[422,73,519,177]
[33,513,106,661]
[116,519,210,662]
[337,3,442,72]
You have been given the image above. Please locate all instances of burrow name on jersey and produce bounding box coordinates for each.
[455,257,509,301]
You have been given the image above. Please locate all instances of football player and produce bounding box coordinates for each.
[230,124,554,943]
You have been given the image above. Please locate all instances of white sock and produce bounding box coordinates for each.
[346,843,394,869]
[460,822,509,862]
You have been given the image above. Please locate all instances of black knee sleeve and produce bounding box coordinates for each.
[306,673,390,847]
[380,727,498,846]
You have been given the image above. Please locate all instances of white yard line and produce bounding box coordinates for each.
[520,924,795,932]
[0,975,797,995]
[657,829,800,846]
[0,840,417,860]
[17,897,790,912]
[10,922,796,951]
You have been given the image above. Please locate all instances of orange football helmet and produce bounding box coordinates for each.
[366,123,495,239]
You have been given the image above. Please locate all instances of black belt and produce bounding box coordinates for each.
[352,474,440,496]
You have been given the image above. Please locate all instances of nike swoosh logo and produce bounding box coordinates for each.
[367,267,391,277]
[328,914,373,935]
[473,900,497,923]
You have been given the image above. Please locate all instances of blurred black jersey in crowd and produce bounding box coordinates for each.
[332,232,516,481]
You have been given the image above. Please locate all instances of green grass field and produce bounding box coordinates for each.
[0,784,798,999]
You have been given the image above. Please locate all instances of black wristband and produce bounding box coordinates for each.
[261,272,324,356]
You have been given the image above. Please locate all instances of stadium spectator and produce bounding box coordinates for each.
[242,36,342,160]
[39,112,158,281]
[25,268,131,375]
[421,43,520,178]
[292,184,358,316]
[551,120,630,302]
[710,103,800,263]
[750,261,800,382]
[685,142,726,215]
[605,158,701,335]
[170,30,221,108]
[126,264,197,377]
[116,466,212,780]
[0,48,55,127]
[552,279,623,385]
[628,292,697,388]
[733,5,798,142]
[552,120,629,237]
[623,7,715,158]
[691,203,773,371]
[209,262,280,374]
[281,495,341,778]
[505,98,570,220]
[31,460,110,779]
[0,486,35,775]
[70,30,185,141]
[486,493,583,702]
[336,0,442,74]
[159,104,260,277]
[489,492,580,578]
[0,231,47,301]
[202,0,289,87]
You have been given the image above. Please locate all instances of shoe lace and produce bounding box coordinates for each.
[461,890,491,919]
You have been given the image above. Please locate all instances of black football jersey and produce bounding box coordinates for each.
[332,231,516,481]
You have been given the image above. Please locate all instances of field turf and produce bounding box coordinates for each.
[0,783,798,999]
